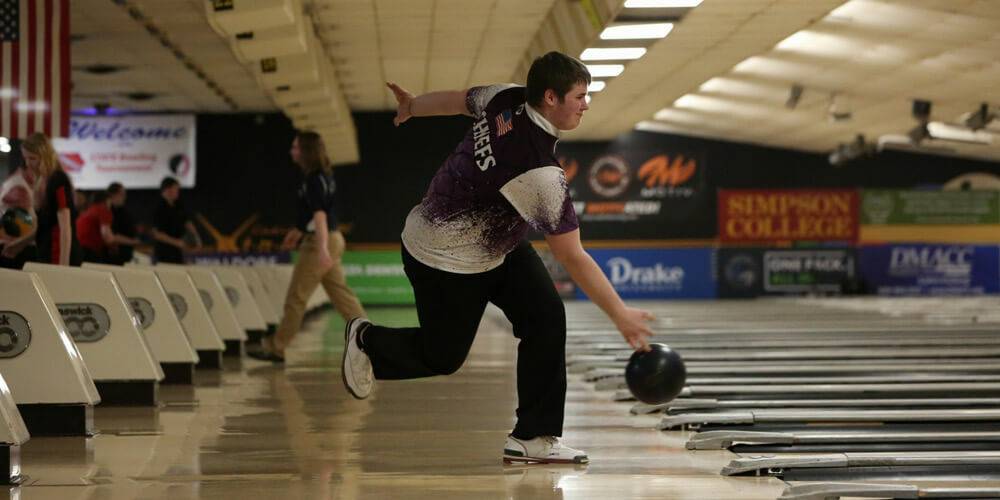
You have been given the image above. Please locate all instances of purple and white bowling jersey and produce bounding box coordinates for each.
[401,84,579,274]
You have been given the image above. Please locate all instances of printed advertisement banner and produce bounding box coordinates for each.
[861,190,1000,225]
[52,115,197,189]
[556,143,713,239]
[342,250,415,305]
[718,189,859,243]
[717,247,856,298]
[858,244,1000,295]
[575,248,716,300]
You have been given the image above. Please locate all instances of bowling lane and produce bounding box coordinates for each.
[12,305,785,499]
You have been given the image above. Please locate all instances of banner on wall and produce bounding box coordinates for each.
[861,190,1000,225]
[555,145,712,239]
[52,115,197,189]
[189,252,291,265]
[342,250,414,305]
[575,248,716,300]
[717,247,857,298]
[858,244,1000,295]
[718,189,859,243]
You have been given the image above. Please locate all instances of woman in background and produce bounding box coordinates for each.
[22,132,80,266]
[250,131,366,363]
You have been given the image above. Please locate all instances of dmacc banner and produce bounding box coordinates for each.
[575,248,716,300]
[718,189,859,243]
[858,244,1000,295]
[52,115,197,189]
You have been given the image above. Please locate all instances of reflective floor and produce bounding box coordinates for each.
[8,306,785,499]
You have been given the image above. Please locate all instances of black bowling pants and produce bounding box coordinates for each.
[364,241,567,440]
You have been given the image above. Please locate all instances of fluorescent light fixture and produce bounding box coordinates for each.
[588,81,606,92]
[673,94,706,109]
[625,0,702,7]
[927,121,994,145]
[585,95,592,104]
[0,136,10,154]
[581,47,647,61]
[600,23,673,40]
[586,64,625,77]
[0,87,17,99]
[776,30,867,59]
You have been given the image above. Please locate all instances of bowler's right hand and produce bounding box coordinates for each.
[614,307,655,352]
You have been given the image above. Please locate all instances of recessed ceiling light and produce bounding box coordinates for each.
[580,47,647,61]
[599,23,673,40]
[588,81,607,92]
[586,64,625,77]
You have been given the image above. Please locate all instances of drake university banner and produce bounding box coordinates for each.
[52,115,197,189]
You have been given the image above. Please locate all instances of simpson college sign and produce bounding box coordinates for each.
[52,115,197,189]
[718,189,859,243]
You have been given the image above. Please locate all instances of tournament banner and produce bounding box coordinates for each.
[575,248,716,300]
[858,244,1000,295]
[556,143,712,239]
[52,115,197,189]
[861,190,1000,225]
[718,189,859,243]
[718,247,856,298]
[341,250,415,305]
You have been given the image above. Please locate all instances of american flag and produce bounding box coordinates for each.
[0,0,70,139]
[495,109,513,137]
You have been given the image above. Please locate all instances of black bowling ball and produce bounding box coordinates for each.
[625,343,686,404]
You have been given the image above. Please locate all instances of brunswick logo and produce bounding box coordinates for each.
[638,154,696,188]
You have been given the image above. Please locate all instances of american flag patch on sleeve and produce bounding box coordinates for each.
[495,109,514,136]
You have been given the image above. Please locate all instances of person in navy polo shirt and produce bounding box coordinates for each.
[152,177,201,264]
[340,52,655,465]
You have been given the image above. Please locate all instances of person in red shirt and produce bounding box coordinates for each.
[76,187,141,264]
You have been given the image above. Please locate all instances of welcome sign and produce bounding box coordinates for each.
[53,115,197,189]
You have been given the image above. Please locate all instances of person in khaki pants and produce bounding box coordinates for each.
[249,131,366,363]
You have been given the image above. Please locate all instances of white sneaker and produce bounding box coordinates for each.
[342,317,374,399]
[503,435,589,465]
